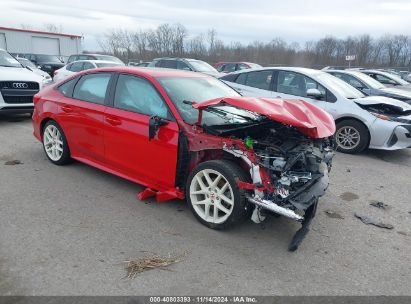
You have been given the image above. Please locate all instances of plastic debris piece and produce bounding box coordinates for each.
[324,210,344,219]
[4,160,23,165]
[354,213,394,230]
[370,201,390,210]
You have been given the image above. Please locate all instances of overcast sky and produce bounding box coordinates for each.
[1,0,410,50]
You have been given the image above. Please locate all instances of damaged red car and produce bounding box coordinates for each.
[32,67,335,250]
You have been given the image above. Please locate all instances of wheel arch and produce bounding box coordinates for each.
[335,116,371,148]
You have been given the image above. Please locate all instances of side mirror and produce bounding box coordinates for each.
[149,116,169,140]
[306,88,323,100]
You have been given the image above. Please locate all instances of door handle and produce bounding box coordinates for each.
[105,116,121,126]
[61,105,73,113]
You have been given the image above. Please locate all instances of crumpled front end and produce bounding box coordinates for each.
[220,122,335,250]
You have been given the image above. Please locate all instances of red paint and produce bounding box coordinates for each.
[32,67,334,203]
[193,97,336,138]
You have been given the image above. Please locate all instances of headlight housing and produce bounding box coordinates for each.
[370,112,411,124]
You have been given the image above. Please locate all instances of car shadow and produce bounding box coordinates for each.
[0,113,32,123]
[363,148,411,167]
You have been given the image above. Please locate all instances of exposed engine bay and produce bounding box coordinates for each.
[204,118,335,250]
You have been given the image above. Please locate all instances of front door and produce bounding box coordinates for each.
[273,70,332,113]
[104,73,179,189]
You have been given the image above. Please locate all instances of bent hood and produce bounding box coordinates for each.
[380,87,411,100]
[192,96,336,138]
[355,96,411,112]
[0,66,44,83]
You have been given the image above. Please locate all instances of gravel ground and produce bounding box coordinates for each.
[0,115,410,296]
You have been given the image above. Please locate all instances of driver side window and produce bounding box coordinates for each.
[114,74,172,120]
[277,71,326,99]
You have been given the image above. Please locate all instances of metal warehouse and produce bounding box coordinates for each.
[0,26,82,58]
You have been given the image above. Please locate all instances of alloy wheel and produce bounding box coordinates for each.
[336,126,361,150]
[189,169,234,224]
[43,125,64,161]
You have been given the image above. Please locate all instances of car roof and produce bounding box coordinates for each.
[326,69,363,76]
[226,66,323,76]
[69,60,122,65]
[76,66,209,78]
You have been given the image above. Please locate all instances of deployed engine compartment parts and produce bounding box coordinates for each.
[184,97,335,250]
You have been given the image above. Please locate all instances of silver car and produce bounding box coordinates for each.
[220,67,411,154]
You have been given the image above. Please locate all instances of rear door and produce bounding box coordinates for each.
[104,73,179,189]
[56,73,112,163]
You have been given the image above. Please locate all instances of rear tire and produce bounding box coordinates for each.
[335,119,369,154]
[186,160,251,230]
[42,120,71,165]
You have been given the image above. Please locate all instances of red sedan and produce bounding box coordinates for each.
[32,67,335,250]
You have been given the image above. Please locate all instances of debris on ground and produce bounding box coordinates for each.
[4,160,23,165]
[124,253,185,278]
[324,210,344,219]
[370,200,390,210]
[346,168,351,172]
[340,192,359,201]
[354,213,394,230]
[397,231,408,236]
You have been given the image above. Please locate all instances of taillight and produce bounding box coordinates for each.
[33,94,41,104]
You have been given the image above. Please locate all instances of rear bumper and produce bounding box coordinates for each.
[0,106,34,115]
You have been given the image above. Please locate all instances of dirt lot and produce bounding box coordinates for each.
[0,115,410,296]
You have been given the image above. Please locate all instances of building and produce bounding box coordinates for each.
[0,26,82,59]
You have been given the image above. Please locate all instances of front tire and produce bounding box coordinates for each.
[42,120,71,165]
[186,160,251,230]
[335,119,369,154]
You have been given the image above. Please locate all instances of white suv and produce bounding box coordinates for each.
[0,49,45,115]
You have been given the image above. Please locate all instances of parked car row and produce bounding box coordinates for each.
[219,67,411,154]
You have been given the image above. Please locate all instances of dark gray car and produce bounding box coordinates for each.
[327,70,411,104]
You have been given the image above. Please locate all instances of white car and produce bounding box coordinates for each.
[53,60,124,82]
[16,57,52,83]
[220,67,411,154]
[0,49,45,115]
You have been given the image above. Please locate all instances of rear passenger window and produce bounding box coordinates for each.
[162,60,178,69]
[83,62,95,70]
[245,71,273,90]
[68,62,83,72]
[235,73,248,85]
[73,73,111,104]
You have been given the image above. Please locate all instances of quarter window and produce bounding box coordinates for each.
[73,73,111,104]
[114,74,172,119]
[57,78,78,97]
[176,61,191,71]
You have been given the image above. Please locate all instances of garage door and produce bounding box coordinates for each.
[31,36,60,55]
[0,33,6,50]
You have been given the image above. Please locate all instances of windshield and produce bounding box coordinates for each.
[94,55,124,64]
[36,55,63,63]
[187,60,217,73]
[351,72,385,89]
[316,72,365,99]
[17,58,36,68]
[379,72,409,86]
[95,62,123,68]
[157,76,259,125]
[0,50,22,67]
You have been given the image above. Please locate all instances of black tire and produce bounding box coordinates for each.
[186,160,252,230]
[42,120,72,165]
[335,119,369,154]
